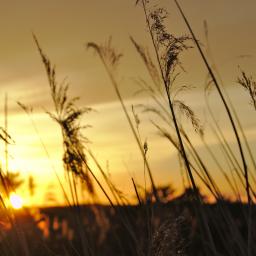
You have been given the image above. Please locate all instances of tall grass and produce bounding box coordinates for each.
[33,35,151,256]
[0,1,255,256]
[87,38,160,203]
[173,0,251,205]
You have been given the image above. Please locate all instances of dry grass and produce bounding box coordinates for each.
[0,1,255,256]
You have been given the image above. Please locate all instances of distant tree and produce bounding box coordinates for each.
[141,184,175,203]
[0,169,23,197]
[156,184,176,203]
[176,187,206,203]
[28,175,36,197]
[0,126,18,197]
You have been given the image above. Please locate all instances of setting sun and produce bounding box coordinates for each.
[9,194,23,209]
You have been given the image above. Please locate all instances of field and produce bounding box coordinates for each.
[0,199,254,256]
[0,0,256,255]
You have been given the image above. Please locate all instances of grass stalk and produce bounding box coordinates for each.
[131,178,142,206]
[87,41,159,203]
[173,0,250,205]
[139,1,218,253]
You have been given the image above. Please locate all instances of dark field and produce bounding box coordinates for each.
[0,193,255,256]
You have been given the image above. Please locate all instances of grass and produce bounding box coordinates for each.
[0,0,255,255]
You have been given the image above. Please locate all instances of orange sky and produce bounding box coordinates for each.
[1,0,256,206]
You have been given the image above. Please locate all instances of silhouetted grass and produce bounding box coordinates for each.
[0,1,255,256]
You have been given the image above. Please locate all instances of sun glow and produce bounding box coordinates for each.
[9,194,23,209]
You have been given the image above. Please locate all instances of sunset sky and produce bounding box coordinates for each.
[1,0,256,206]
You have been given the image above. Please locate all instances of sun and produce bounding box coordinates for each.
[9,194,23,209]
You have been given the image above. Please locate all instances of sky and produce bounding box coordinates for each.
[0,0,256,206]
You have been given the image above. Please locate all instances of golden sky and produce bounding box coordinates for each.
[1,0,256,206]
